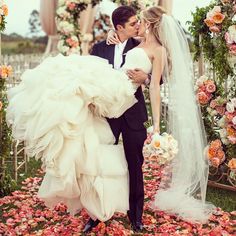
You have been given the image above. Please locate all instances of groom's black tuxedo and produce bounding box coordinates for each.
[91,38,147,224]
[91,38,148,130]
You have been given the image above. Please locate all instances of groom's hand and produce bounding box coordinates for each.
[126,69,148,85]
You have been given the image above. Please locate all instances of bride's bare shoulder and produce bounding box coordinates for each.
[152,45,166,59]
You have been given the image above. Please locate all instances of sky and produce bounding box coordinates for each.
[4,0,212,36]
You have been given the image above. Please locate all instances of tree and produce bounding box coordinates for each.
[28,10,41,37]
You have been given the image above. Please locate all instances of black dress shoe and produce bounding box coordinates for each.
[83,218,100,233]
[131,222,137,232]
[134,222,144,232]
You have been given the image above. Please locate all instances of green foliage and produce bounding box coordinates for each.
[0,78,15,196]
[188,1,235,82]
[0,17,6,32]
[0,174,17,197]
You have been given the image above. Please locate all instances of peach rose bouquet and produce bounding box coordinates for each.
[143,129,178,165]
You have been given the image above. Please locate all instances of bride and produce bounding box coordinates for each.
[108,6,215,223]
[7,5,214,225]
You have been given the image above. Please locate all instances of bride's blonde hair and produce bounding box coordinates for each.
[141,6,171,71]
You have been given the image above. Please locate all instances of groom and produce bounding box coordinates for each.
[83,6,149,233]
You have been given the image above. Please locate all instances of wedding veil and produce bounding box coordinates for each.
[153,14,215,223]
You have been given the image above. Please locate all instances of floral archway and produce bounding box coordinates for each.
[189,0,236,188]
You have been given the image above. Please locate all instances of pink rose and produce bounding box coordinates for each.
[225,32,233,44]
[210,157,221,167]
[215,106,226,116]
[228,135,236,144]
[67,2,76,10]
[206,83,216,93]
[226,112,234,122]
[210,100,217,109]
[209,26,220,33]
[232,116,236,125]
[229,44,236,55]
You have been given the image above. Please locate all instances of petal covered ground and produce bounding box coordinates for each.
[0,160,235,236]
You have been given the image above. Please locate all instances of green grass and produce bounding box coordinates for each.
[206,186,236,212]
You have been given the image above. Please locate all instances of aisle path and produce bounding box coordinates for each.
[0,160,235,235]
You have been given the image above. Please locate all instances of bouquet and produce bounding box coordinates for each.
[143,130,178,165]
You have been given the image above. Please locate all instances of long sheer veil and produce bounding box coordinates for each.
[153,15,215,223]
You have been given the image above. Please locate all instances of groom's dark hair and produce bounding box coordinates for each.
[112,6,136,30]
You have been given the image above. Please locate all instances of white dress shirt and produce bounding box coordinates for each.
[114,40,128,69]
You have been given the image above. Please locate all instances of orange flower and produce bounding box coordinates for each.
[228,158,236,170]
[208,147,217,158]
[7,65,12,76]
[153,140,160,148]
[204,18,215,27]
[211,139,222,149]
[212,12,225,24]
[0,65,12,78]
[204,79,214,86]
[227,127,236,136]
[216,150,225,160]
[2,4,8,16]
[0,101,2,111]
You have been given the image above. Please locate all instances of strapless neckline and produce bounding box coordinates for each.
[130,47,152,66]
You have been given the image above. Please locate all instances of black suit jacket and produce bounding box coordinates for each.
[91,38,148,130]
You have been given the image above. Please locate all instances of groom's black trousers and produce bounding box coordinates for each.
[107,116,147,223]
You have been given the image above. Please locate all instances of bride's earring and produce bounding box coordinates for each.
[145,28,149,34]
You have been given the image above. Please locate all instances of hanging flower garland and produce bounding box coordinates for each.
[56,0,140,55]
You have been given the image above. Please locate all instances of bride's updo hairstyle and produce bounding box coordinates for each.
[141,6,171,71]
[141,6,166,45]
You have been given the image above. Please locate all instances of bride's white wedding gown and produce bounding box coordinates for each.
[7,48,152,221]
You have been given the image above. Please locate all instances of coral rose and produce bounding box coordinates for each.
[211,139,222,149]
[204,18,215,27]
[217,150,225,160]
[2,4,8,16]
[206,83,216,93]
[210,26,220,33]
[197,91,211,105]
[208,147,217,158]
[212,12,225,24]
[228,158,236,170]
[210,157,221,167]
